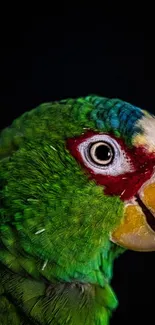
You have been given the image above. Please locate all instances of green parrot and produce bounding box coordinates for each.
[0,95,155,325]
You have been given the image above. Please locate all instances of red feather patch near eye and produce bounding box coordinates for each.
[66,131,155,201]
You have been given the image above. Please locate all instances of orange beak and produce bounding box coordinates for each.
[111,182,155,251]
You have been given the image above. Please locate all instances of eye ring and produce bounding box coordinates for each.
[88,141,115,166]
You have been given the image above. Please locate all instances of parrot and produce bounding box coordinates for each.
[0,94,155,325]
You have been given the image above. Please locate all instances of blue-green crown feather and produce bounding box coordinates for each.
[85,95,144,136]
[60,95,145,145]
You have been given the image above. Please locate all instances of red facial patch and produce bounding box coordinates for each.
[66,130,155,201]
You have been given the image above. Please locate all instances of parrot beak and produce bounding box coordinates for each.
[110,181,155,251]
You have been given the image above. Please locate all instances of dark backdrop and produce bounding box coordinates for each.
[0,12,155,325]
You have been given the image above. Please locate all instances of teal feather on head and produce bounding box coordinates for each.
[84,96,144,144]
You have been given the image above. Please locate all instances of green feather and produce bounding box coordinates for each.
[0,95,136,324]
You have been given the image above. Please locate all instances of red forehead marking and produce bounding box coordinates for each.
[66,130,155,201]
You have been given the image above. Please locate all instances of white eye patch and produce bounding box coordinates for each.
[78,134,135,176]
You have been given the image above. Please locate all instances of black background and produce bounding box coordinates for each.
[0,11,155,325]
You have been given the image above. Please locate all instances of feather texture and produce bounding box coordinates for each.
[0,95,153,324]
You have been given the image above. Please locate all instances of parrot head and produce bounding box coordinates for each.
[0,95,155,289]
[66,99,155,253]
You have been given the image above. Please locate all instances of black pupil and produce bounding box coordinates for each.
[95,144,112,161]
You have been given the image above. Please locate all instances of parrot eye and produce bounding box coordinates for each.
[89,142,114,166]
[77,134,134,176]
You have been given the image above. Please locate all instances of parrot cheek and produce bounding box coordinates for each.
[110,180,155,252]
